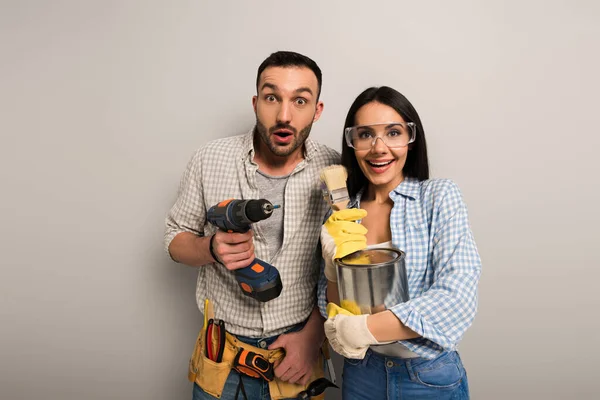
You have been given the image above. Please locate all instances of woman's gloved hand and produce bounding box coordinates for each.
[320,209,368,282]
[324,302,382,359]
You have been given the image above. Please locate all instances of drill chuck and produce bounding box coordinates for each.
[210,199,279,232]
[245,199,278,223]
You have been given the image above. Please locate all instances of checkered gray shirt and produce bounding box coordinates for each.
[165,130,340,337]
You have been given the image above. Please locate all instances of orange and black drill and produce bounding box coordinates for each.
[207,199,283,302]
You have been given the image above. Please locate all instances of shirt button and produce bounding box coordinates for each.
[386,360,394,368]
[259,340,267,349]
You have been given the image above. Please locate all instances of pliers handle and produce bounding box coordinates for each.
[205,319,214,360]
[215,320,226,363]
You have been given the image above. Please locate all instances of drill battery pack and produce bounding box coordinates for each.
[235,258,283,302]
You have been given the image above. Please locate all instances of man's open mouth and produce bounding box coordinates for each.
[273,130,293,139]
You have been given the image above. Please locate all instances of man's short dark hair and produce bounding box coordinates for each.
[256,51,322,99]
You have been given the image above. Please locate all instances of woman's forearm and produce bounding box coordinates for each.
[367,310,420,342]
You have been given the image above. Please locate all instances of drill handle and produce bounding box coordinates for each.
[218,225,250,234]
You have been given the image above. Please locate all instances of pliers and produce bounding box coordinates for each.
[205,319,226,362]
[214,320,226,362]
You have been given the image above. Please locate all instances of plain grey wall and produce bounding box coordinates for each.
[1,1,599,399]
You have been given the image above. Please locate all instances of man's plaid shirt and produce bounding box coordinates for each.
[165,130,339,337]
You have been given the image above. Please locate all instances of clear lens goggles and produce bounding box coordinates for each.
[344,122,416,150]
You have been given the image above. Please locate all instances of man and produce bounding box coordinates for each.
[165,51,339,400]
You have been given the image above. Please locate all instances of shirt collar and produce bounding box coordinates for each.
[349,176,421,207]
[392,177,420,200]
[241,129,255,162]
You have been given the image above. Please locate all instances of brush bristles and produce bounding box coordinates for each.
[320,165,349,211]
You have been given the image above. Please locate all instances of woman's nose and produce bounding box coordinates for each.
[370,136,389,152]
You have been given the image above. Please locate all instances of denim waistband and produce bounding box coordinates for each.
[235,321,306,350]
[361,348,459,370]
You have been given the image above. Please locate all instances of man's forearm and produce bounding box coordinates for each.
[304,306,326,345]
[326,282,340,306]
[168,232,215,267]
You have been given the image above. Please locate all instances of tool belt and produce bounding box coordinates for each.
[189,324,325,400]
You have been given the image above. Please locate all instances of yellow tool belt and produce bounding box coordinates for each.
[188,326,325,400]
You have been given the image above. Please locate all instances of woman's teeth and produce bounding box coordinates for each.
[367,160,393,167]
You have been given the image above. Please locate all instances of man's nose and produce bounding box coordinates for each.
[276,102,292,124]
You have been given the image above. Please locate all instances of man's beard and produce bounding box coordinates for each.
[255,118,313,157]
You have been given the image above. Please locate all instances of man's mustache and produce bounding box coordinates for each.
[269,124,297,135]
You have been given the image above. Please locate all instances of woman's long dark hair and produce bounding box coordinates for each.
[341,86,430,198]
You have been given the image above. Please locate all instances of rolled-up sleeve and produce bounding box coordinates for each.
[390,182,481,350]
[164,149,206,256]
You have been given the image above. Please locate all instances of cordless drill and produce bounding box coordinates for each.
[207,199,283,302]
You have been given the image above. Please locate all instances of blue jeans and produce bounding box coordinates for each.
[342,349,469,400]
[193,375,273,400]
[193,324,304,400]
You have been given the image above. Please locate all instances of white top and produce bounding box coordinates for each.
[366,240,393,249]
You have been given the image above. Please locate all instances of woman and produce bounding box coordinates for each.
[319,86,481,399]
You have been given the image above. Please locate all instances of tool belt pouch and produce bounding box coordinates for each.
[188,325,233,398]
[189,329,325,400]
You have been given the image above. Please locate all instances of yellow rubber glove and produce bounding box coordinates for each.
[340,300,362,316]
[327,302,357,318]
[320,209,368,282]
[325,209,368,259]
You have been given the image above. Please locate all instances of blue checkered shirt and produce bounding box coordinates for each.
[318,178,482,359]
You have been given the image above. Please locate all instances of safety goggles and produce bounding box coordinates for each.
[344,122,416,150]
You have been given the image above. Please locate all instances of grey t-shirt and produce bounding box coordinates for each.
[255,170,289,260]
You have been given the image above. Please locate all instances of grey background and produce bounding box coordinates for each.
[1,1,599,399]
